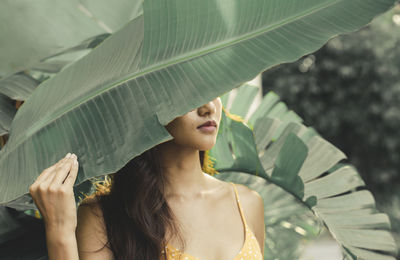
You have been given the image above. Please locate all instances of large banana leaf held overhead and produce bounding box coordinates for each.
[0,0,396,204]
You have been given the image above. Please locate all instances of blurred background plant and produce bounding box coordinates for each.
[262,3,400,252]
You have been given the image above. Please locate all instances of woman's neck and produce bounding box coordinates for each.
[156,141,209,200]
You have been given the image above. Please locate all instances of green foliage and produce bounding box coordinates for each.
[262,5,400,191]
[261,5,400,255]
[213,85,396,259]
[0,1,398,259]
[2,0,396,204]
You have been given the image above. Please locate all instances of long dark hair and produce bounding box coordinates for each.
[81,145,218,260]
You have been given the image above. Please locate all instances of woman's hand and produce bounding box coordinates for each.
[29,152,79,233]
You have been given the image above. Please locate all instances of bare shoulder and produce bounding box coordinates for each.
[232,183,265,255]
[217,180,264,224]
[76,196,114,260]
[233,183,264,218]
[77,196,104,226]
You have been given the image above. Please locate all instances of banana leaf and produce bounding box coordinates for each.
[0,94,17,135]
[0,73,39,101]
[0,0,396,205]
[0,0,142,77]
[211,85,397,259]
[0,1,398,259]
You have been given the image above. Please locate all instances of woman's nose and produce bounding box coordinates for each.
[198,101,216,116]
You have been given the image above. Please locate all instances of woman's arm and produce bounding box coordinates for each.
[29,153,80,260]
[29,153,113,260]
[76,200,114,259]
[45,228,79,260]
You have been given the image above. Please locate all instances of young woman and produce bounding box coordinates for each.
[29,97,265,260]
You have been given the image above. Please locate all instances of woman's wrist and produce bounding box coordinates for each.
[44,220,76,234]
[45,228,76,245]
[45,229,79,260]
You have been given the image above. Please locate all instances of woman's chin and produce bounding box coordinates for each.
[196,143,216,151]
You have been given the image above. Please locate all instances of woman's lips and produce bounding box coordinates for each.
[197,125,216,133]
[197,120,217,128]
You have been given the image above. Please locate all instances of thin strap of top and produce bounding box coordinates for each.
[229,182,247,227]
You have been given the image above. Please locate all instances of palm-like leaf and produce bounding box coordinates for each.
[0,34,112,140]
[0,73,39,101]
[0,0,396,206]
[0,0,142,77]
[0,94,17,136]
[212,84,397,259]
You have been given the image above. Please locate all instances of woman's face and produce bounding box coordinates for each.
[165,97,222,151]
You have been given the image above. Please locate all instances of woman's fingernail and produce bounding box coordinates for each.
[65,153,71,158]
